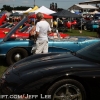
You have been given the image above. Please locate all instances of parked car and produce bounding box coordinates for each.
[86,14,100,31]
[75,18,88,30]
[0,16,100,65]
[0,22,10,28]
[0,14,7,26]
[48,32,69,38]
[0,24,30,38]
[0,22,68,39]
[0,40,100,100]
[0,23,17,35]
[64,19,77,29]
[86,20,100,31]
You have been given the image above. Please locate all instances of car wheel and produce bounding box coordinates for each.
[6,48,28,65]
[47,79,86,100]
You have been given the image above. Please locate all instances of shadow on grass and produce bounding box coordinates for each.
[0,58,8,67]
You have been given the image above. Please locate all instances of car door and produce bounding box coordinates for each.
[49,38,80,53]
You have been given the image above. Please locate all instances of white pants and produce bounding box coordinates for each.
[35,40,48,54]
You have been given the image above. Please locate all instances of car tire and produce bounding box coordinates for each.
[47,79,86,100]
[6,48,28,65]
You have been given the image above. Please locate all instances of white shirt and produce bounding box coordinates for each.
[36,20,51,41]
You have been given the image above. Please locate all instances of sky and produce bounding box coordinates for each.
[0,0,88,9]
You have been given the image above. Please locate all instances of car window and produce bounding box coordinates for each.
[76,42,100,63]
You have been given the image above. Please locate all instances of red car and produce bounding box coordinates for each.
[0,23,69,39]
[49,32,69,38]
[0,24,30,38]
[64,20,77,29]
[0,22,19,38]
[0,14,7,26]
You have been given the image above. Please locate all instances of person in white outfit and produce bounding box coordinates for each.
[33,12,51,54]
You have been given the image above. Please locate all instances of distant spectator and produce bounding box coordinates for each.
[58,18,63,27]
[53,20,57,28]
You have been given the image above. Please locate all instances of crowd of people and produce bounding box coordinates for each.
[5,12,99,54]
[29,12,100,54]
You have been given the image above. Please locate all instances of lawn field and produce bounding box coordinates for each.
[0,29,98,77]
[67,29,97,37]
[0,58,8,77]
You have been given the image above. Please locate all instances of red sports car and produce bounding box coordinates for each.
[0,14,7,26]
[48,32,69,38]
[64,20,77,29]
[0,23,69,39]
[0,24,30,38]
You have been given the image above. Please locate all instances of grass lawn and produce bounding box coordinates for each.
[0,29,98,77]
[0,58,8,77]
[67,29,97,37]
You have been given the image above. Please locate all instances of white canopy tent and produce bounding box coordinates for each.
[79,0,100,5]
[89,10,99,14]
[12,10,25,14]
[29,6,56,14]
[70,10,75,13]
[12,8,32,14]
[23,8,32,13]
[68,4,98,10]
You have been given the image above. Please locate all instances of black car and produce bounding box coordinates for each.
[0,41,100,100]
[74,18,88,30]
[86,19,100,31]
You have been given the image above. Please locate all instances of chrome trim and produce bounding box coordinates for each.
[53,84,82,100]
[0,54,6,56]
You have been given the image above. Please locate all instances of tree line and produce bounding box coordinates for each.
[1,5,30,11]
[0,2,63,12]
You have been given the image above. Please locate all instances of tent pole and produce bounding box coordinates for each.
[56,17,58,32]
[56,18,60,39]
[81,18,82,33]
[70,17,71,31]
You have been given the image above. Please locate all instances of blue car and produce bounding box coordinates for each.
[86,20,100,31]
[0,16,100,65]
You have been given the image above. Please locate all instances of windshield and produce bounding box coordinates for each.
[76,42,100,63]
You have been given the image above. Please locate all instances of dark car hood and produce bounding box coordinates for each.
[3,16,28,42]
[12,52,97,75]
